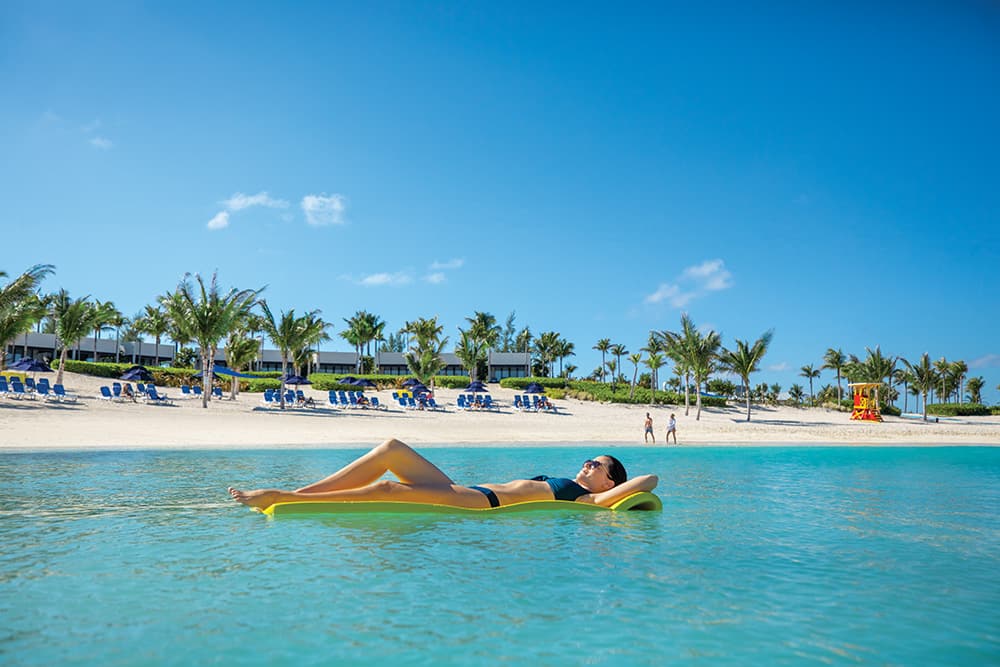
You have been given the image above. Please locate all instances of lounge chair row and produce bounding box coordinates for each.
[0,377,75,402]
[99,383,172,405]
[456,394,498,411]
[397,395,442,410]
[262,388,318,408]
[179,385,224,399]
[514,395,557,412]
[328,390,383,409]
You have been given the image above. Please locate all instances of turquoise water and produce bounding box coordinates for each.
[1,446,998,666]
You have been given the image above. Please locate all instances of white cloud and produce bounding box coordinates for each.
[207,211,230,230]
[766,362,789,372]
[424,272,446,284]
[89,136,113,150]
[644,259,734,307]
[359,272,411,287]
[301,193,347,226]
[429,258,464,271]
[970,354,1000,369]
[222,191,289,211]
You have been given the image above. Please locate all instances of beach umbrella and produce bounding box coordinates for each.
[8,358,53,384]
[355,379,377,388]
[524,382,546,394]
[401,378,421,387]
[409,383,429,395]
[121,367,155,382]
[463,381,489,393]
[193,365,254,379]
[280,374,312,386]
[338,376,357,384]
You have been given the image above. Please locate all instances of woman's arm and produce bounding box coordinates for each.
[578,474,659,508]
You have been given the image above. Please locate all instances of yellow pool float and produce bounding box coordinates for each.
[260,491,662,516]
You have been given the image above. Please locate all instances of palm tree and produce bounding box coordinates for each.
[720,330,774,421]
[689,326,721,420]
[657,314,702,416]
[158,290,194,363]
[224,325,260,399]
[52,296,98,385]
[609,343,628,385]
[405,321,448,388]
[465,311,500,349]
[554,338,575,378]
[902,353,937,421]
[965,376,984,404]
[933,357,954,405]
[800,364,820,406]
[136,305,171,367]
[643,352,665,405]
[593,338,611,383]
[628,352,643,400]
[515,326,532,377]
[0,265,55,369]
[165,273,261,408]
[259,303,322,409]
[950,360,968,404]
[822,348,847,405]
[533,331,561,377]
[605,359,617,390]
[454,329,486,381]
[894,368,914,413]
[88,300,117,363]
[788,384,805,406]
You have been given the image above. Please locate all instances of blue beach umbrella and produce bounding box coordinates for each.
[355,379,377,388]
[401,378,421,387]
[280,374,312,386]
[193,365,254,379]
[9,358,53,384]
[121,367,155,382]
[524,382,545,394]
[463,381,489,394]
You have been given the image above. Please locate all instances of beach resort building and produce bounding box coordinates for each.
[4,332,531,380]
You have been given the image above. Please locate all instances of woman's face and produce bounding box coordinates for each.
[578,456,616,492]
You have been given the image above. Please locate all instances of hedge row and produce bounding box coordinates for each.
[561,380,728,407]
[926,403,991,417]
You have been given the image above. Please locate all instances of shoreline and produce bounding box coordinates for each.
[2,371,997,452]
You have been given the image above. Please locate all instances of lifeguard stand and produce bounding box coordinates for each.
[849,382,883,422]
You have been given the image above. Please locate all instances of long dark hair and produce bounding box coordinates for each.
[603,455,627,487]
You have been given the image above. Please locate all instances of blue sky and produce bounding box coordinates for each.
[3,1,998,404]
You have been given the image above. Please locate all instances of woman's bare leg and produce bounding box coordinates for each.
[229,479,488,511]
[293,438,454,493]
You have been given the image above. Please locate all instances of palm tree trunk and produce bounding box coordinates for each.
[630,368,637,400]
[922,391,927,421]
[201,352,210,408]
[92,329,98,363]
[745,378,751,421]
[154,336,160,367]
[696,386,703,421]
[115,329,121,363]
[649,372,655,406]
[684,372,691,416]
[56,347,68,385]
[279,355,288,410]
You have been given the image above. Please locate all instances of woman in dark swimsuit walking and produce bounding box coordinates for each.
[228,438,658,510]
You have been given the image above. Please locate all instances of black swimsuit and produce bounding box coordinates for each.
[468,476,589,508]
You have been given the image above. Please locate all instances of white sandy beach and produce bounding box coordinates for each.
[1,371,998,450]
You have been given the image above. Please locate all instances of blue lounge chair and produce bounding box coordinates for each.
[136,383,146,395]
[146,387,171,404]
[0,379,8,398]
[10,381,29,399]
[428,398,441,410]
[24,377,35,391]
[327,391,338,407]
[99,386,114,402]
[180,385,192,399]
[53,384,76,402]
[193,385,203,396]
[370,396,382,410]
[213,386,223,399]
[457,395,467,410]
[36,384,56,402]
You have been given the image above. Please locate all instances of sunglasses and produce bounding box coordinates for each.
[583,459,608,473]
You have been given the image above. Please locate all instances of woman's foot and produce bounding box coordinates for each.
[228,487,283,510]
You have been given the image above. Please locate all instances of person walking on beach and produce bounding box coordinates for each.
[665,413,677,444]
[644,412,655,444]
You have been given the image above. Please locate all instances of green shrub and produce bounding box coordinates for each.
[991,406,1000,416]
[53,360,199,387]
[880,404,901,417]
[926,403,990,417]
[431,376,476,389]
[557,380,727,407]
